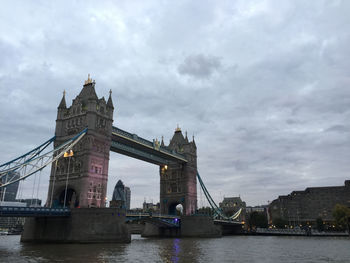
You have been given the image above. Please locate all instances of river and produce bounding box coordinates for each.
[0,235,349,262]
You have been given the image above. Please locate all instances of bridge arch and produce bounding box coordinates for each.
[168,202,184,215]
[53,187,79,208]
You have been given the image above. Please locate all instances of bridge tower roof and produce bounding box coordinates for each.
[58,90,67,109]
[78,74,98,101]
[169,126,186,146]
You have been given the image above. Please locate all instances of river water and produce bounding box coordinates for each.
[0,235,349,262]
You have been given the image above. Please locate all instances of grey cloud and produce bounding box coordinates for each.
[1,1,350,208]
[178,54,221,79]
[325,125,348,133]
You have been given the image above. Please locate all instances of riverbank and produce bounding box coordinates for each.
[246,228,349,237]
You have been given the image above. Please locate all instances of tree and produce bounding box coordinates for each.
[332,204,350,231]
[316,217,324,231]
[197,206,214,216]
[272,217,288,229]
[248,211,268,229]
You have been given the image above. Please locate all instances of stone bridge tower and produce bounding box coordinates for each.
[46,76,114,208]
[160,127,197,215]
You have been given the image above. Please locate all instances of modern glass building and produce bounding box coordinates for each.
[0,171,20,201]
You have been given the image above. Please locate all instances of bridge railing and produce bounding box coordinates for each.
[126,212,180,227]
[112,126,187,161]
[112,126,154,148]
[126,212,179,219]
[0,206,70,217]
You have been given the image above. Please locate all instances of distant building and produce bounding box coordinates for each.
[246,205,268,214]
[219,196,246,221]
[0,171,20,201]
[246,205,270,224]
[143,201,160,213]
[0,201,26,230]
[125,186,131,210]
[269,180,350,225]
[129,207,143,213]
[110,180,126,209]
[18,199,42,207]
[0,201,26,207]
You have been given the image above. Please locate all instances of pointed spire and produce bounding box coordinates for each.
[185,131,189,143]
[79,74,98,100]
[161,136,165,147]
[58,90,67,109]
[175,124,181,133]
[192,134,196,146]
[84,73,94,85]
[107,89,114,108]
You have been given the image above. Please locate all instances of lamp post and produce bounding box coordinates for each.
[63,150,74,208]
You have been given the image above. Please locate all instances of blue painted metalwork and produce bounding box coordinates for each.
[0,128,88,188]
[0,206,70,217]
[125,212,180,228]
[197,171,241,221]
[0,136,55,175]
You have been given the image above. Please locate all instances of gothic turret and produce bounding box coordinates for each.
[58,91,67,109]
[107,90,114,109]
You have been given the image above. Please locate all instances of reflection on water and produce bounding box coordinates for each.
[158,237,200,263]
[0,234,349,263]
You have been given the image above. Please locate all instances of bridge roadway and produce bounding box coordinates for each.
[213,219,243,226]
[0,206,180,227]
[0,206,70,217]
[0,206,243,230]
[111,126,188,165]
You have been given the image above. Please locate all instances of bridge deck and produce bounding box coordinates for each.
[214,219,244,225]
[0,206,70,217]
[0,207,180,227]
[111,126,187,165]
[126,212,180,228]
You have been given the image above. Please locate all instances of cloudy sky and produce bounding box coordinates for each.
[1,0,350,208]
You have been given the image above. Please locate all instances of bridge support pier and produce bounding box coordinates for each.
[141,222,181,238]
[21,208,130,243]
[220,224,245,235]
[181,215,222,237]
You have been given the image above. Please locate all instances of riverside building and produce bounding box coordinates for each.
[269,180,350,226]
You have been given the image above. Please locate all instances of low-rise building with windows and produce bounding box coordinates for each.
[269,180,350,226]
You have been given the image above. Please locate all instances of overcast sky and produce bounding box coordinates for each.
[1,0,350,208]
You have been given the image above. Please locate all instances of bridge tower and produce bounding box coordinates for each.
[46,76,114,208]
[160,127,197,215]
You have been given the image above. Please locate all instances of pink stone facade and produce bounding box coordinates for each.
[160,129,197,215]
[46,80,114,208]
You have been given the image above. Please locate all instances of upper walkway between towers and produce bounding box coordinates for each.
[111,126,188,165]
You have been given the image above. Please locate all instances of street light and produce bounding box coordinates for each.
[63,150,74,208]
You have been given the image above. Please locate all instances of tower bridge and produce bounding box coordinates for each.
[45,76,197,215]
[0,76,243,242]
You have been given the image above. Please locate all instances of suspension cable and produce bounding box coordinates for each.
[196,171,242,220]
[35,158,44,206]
[30,168,37,207]
[49,160,58,208]
[0,128,87,189]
